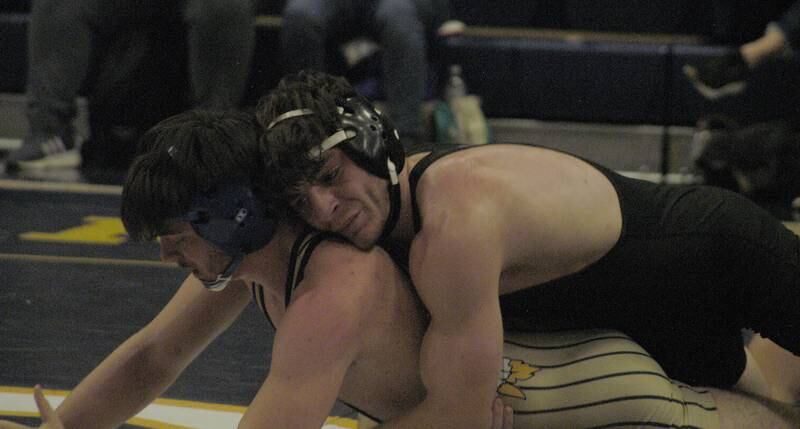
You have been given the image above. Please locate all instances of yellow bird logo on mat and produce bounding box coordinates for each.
[497,358,538,399]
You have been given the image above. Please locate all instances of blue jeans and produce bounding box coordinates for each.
[281,0,443,139]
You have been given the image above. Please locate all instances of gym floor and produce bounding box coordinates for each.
[0,178,358,428]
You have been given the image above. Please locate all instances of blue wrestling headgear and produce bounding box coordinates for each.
[268,96,404,243]
[186,183,277,291]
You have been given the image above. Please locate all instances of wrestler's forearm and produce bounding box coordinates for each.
[56,330,186,429]
[377,326,500,428]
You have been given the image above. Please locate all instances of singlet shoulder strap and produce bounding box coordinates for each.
[408,144,473,233]
[252,228,340,328]
[284,228,341,308]
[251,282,275,330]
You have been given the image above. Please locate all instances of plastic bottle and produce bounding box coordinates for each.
[444,64,468,103]
[444,64,489,145]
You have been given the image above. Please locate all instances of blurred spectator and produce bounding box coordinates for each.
[279,0,453,150]
[685,1,800,99]
[693,117,800,219]
[5,0,255,172]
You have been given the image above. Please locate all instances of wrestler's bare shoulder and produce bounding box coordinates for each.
[413,145,623,292]
[416,145,613,196]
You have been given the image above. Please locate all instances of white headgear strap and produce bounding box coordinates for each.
[266,108,315,130]
[268,106,393,184]
[386,158,398,185]
[308,129,357,158]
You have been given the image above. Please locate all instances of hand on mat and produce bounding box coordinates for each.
[683,51,750,100]
[0,385,64,429]
[491,396,514,429]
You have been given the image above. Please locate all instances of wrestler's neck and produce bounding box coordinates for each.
[235,222,302,289]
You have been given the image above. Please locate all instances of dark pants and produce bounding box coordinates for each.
[25,0,255,136]
[280,0,441,138]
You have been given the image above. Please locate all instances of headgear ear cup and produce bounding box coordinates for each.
[336,98,403,242]
[186,183,277,290]
[338,96,404,179]
[188,183,277,255]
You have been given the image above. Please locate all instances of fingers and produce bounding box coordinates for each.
[491,397,513,429]
[491,397,503,429]
[33,385,63,429]
[34,385,55,421]
[503,404,513,429]
[0,386,60,429]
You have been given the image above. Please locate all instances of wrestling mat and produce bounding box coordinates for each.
[0,179,357,428]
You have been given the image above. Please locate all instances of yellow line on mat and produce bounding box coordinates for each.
[0,253,176,268]
[0,179,121,195]
[0,386,358,428]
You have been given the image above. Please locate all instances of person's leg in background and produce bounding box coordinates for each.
[7,0,102,170]
[280,0,351,74]
[373,0,429,149]
[280,0,431,149]
[183,0,256,109]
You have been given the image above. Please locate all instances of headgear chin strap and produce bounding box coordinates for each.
[186,183,277,291]
[200,254,244,292]
[268,96,405,243]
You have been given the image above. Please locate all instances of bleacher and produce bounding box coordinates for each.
[2,1,799,175]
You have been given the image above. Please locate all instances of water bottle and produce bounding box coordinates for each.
[442,64,489,145]
[444,64,468,104]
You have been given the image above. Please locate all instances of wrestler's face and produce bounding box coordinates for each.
[294,148,389,249]
[158,221,234,284]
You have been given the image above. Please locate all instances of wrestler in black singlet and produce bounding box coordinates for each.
[409,143,800,387]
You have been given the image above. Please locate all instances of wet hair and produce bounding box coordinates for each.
[255,70,358,207]
[121,109,283,242]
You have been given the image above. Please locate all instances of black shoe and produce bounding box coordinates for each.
[6,132,80,172]
[683,51,750,100]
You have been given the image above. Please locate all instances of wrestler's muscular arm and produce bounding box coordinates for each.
[380,170,507,428]
[239,242,377,429]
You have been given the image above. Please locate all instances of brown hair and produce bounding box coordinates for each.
[255,70,358,208]
[121,109,285,241]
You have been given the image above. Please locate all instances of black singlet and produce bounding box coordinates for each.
[408,143,800,387]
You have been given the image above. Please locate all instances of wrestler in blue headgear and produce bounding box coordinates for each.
[121,110,280,291]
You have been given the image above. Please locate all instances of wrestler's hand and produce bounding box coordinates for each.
[491,397,513,429]
[0,385,64,429]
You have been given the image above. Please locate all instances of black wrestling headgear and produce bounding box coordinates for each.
[268,96,404,243]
